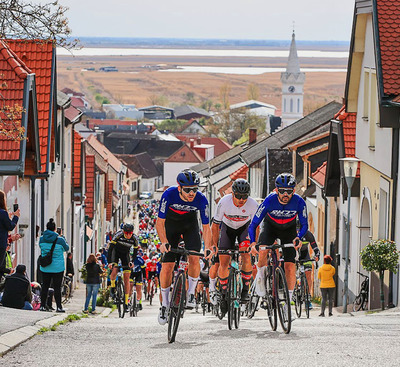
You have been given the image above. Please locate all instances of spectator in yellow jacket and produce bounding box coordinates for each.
[318,255,335,317]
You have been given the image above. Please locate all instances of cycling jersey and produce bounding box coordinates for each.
[158,186,210,224]
[132,255,145,273]
[110,230,139,251]
[146,259,157,272]
[248,192,308,243]
[299,230,320,261]
[213,194,259,230]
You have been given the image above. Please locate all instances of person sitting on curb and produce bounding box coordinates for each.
[0,264,33,310]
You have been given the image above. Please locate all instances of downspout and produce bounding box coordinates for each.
[322,188,329,255]
[61,109,65,230]
[31,177,36,280]
[389,127,399,307]
[41,180,45,233]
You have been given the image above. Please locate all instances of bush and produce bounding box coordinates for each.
[96,287,114,308]
[79,264,87,283]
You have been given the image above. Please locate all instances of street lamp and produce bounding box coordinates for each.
[339,157,360,313]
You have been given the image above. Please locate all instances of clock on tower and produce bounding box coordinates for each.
[288,86,295,93]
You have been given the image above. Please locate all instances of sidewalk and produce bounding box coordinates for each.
[0,283,112,356]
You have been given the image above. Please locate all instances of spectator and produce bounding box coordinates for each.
[39,218,69,313]
[0,264,32,310]
[0,191,20,274]
[0,243,13,278]
[83,253,103,314]
[66,252,75,279]
[318,255,336,317]
[100,248,108,267]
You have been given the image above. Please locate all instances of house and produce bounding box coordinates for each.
[174,105,211,120]
[180,119,208,135]
[230,100,277,117]
[175,135,232,157]
[87,119,138,130]
[102,104,144,120]
[138,105,175,121]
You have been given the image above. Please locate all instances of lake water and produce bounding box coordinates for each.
[160,66,347,75]
[57,47,348,58]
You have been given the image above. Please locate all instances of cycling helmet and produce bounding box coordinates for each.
[232,179,250,194]
[275,173,296,188]
[122,223,134,233]
[177,169,200,186]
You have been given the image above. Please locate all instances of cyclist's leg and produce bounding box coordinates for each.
[120,251,131,305]
[280,229,298,300]
[135,273,143,308]
[238,226,252,298]
[217,223,236,292]
[109,246,118,288]
[209,257,219,292]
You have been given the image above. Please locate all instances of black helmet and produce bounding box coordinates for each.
[122,223,134,233]
[275,173,296,188]
[232,179,250,194]
[177,169,200,186]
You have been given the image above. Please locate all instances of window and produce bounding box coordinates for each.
[297,98,300,113]
[283,99,286,113]
[132,181,137,192]
[364,68,379,149]
[290,99,293,113]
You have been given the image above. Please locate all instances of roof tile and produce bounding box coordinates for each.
[85,155,95,219]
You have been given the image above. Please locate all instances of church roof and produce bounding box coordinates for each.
[286,32,301,74]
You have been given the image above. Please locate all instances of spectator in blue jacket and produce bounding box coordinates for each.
[0,190,19,274]
[39,218,69,313]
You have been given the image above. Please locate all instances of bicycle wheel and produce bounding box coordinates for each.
[265,273,277,331]
[133,292,138,317]
[62,280,70,305]
[275,267,291,334]
[149,281,154,306]
[353,294,364,312]
[234,272,242,329]
[167,272,185,343]
[294,283,302,318]
[247,281,259,319]
[202,289,207,316]
[227,270,235,330]
[302,276,310,319]
[117,280,125,318]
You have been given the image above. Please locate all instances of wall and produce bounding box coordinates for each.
[165,162,197,187]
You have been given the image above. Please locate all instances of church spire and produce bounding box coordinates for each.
[286,31,301,74]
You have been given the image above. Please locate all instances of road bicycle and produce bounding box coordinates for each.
[246,278,259,319]
[129,285,139,317]
[61,275,73,304]
[293,257,318,319]
[353,272,369,311]
[147,275,156,305]
[258,242,292,334]
[113,267,126,318]
[166,244,204,343]
[219,247,247,330]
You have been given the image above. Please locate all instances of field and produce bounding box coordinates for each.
[57,53,347,114]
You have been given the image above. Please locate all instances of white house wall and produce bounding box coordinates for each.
[164,162,197,187]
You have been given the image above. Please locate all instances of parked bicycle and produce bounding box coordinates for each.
[166,244,204,343]
[258,242,292,334]
[293,257,318,319]
[353,271,369,312]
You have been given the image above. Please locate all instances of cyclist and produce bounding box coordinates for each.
[129,248,145,310]
[108,223,138,311]
[249,173,308,303]
[146,256,159,297]
[156,169,212,325]
[211,178,259,314]
[298,230,320,309]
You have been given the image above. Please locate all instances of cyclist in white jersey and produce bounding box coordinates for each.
[211,179,259,312]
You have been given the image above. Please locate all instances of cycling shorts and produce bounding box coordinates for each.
[218,222,250,251]
[147,271,158,280]
[162,216,202,263]
[130,271,143,285]
[257,219,297,263]
[109,246,130,271]
[299,250,313,270]
[199,270,209,284]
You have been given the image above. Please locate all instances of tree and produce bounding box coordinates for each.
[185,92,195,104]
[219,82,231,110]
[360,239,400,310]
[147,94,169,107]
[247,83,260,100]
[156,119,187,133]
[0,0,79,49]
[200,99,213,112]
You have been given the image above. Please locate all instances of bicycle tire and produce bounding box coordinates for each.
[167,272,185,343]
[234,272,241,329]
[227,270,235,330]
[302,275,310,319]
[275,267,291,334]
[133,292,138,317]
[117,280,125,318]
[149,281,154,306]
[265,273,277,331]
[202,289,207,316]
[294,282,302,318]
[247,281,259,319]
[62,280,70,305]
[353,294,364,312]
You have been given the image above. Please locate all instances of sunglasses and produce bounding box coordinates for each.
[277,188,294,195]
[182,187,198,194]
[234,193,249,200]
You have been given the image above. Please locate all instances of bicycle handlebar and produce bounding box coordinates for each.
[165,244,204,257]
[357,271,368,278]
[218,249,248,255]
[257,243,295,251]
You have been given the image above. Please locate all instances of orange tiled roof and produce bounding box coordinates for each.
[165,144,203,163]
[229,165,249,180]
[85,155,95,219]
[0,40,31,161]
[87,134,124,173]
[376,1,400,97]
[335,106,356,158]
[311,162,327,186]
[106,180,113,221]
[73,131,82,188]
[6,40,55,173]
[88,119,137,129]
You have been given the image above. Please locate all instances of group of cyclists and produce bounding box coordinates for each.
[105,167,320,329]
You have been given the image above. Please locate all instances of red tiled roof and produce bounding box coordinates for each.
[165,144,203,163]
[65,105,82,123]
[6,40,55,173]
[85,155,95,219]
[87,134,124,172]
[312,162,327,186]
[376,1,400,96]
[175,135,232,157]
[88,119,137,129]
[70,96,85,108]
[106,180,113,221]
[0,40,31,160]
[73,131,82,188]
[229,165,249,180]
[336,106,356,158]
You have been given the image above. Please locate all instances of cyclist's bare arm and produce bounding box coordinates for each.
[202,223,212,251]
[211,221,220,250]
[155,218,169,252]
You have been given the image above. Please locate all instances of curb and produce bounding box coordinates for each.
[0,307,112,357]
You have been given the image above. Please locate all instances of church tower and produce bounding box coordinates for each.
[280,31,305,127]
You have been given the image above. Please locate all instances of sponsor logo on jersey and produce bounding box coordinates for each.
[270,209,298,218]
[224,214,249,222]
[160,198,167,213]
[255,204,265,218]
[205,204,209,218]
[170,204,198,212]
[302,205,307,218]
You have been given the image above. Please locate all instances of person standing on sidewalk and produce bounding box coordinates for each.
[83,254,103,314]
[39,218,69,313]
[0,191,20,274]
[318,255,336,317]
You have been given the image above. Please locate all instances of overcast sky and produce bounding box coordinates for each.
[58,0,355,41]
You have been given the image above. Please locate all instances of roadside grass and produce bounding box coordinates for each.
[36,313,86,335]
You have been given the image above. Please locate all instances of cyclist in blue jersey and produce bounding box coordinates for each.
[129,249,146,310]
[156,169,212,325]
[248,173,308,302]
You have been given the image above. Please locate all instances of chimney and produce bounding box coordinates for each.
[197,136,202,145]
[189,139,195,149]
[249,128,257,144]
